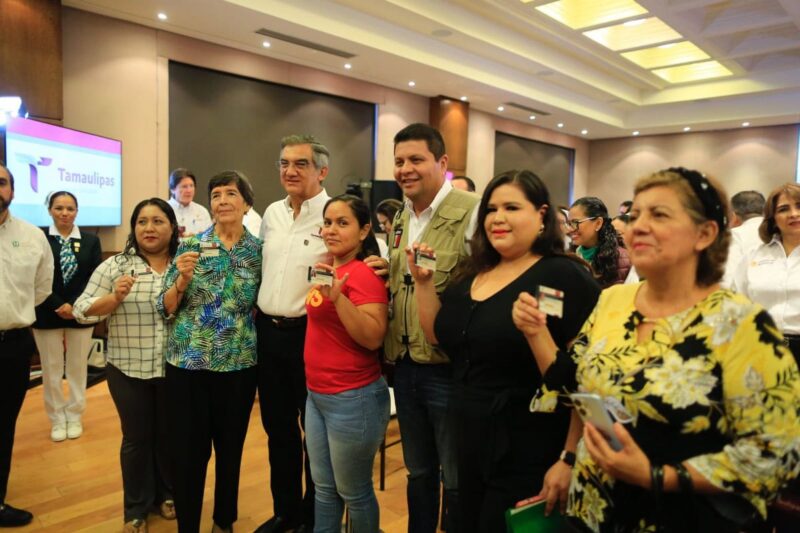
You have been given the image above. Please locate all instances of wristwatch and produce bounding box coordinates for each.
[559,449,576,467]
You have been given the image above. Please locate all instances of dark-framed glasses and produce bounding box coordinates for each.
[568,216,598,230]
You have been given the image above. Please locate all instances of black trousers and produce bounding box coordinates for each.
[106,364,173,522]
[0,328,34,504]
[166,363,257,533]
[256,312,315,525]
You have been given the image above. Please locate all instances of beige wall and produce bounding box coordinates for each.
[588,125,800,210]
[62,8,429,250]
[466,110,589,198]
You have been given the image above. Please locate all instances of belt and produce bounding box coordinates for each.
[261,313,307,329]
[0,327,27,342]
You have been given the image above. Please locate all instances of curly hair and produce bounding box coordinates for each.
[633,169,730,286]
[571,197,619,287]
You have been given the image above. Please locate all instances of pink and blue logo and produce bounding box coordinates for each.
[15,154,52,192]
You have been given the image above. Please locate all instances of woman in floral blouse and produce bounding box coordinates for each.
[513,167,800,532]
[158,171,262,533]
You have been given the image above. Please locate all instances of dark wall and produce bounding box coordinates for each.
[168,61,376,215]
[494,131,574,207]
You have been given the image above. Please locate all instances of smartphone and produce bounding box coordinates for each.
[569,393,623,451]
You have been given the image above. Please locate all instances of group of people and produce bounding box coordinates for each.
[0,121,799,533]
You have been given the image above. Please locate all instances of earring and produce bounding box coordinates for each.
[538,225,545,235]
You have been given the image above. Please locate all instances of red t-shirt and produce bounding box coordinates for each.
[304,259,388,394]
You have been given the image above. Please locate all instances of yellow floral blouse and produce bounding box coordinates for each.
[533,283,800,532]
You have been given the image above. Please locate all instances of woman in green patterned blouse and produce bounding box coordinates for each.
[158,171,262,533]
[512,168,800,532]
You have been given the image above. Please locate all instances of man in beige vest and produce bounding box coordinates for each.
[386,124,478,532]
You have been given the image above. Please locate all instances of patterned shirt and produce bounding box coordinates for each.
[157,226,262,372]
[73,253,167,379]
[532,283,800,532]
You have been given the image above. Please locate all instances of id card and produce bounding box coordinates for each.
[537,285,564,318]
[130,267,153,277]
[200,242,220,258]
[414,249,437,271]
[307,267,334,286]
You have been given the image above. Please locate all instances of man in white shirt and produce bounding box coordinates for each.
[0,162,54,527]
[254,135,331,533]
[723,190,765,287]
[167,168,212,237]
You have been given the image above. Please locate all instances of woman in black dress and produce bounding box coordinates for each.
[409,170,601,532]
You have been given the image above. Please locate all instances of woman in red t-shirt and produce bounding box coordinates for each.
[304,194,390,533]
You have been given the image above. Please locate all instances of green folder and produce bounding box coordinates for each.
[505,498,566,533]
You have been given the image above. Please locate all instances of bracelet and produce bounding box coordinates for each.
[651,463,664,512]
[672,463,693,495]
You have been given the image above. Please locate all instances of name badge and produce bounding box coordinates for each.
[200,242,220,258]
[307,266,334,286]
[130,267,153,277]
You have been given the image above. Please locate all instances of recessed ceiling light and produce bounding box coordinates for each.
[262,41,271,48]
[157,12,168,21]
[683,126,691,132]
[742,121,750,127]
[581,129,588,135]
[557,123,564,128]
[632,131,640,136]
[535,0,647,31]
[344,63,352,69]
[529,115,536,120]
[497,106,505,112]
[408,81,416,87]
[460,96,468,102]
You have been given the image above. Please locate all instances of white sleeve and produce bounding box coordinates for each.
[34,230,54,306]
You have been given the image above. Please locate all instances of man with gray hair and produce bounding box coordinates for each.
[0,161,54,526]
[254,134,330,533]
[723,190,766,287]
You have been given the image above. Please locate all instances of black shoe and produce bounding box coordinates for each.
[0,504,33,527]
[253,515,300,533]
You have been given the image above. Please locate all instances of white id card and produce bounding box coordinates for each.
[200,242,220,258]
[537,285,564,318]
[414,249,437,271]
[130,267,153,277]
[307,267,334,286]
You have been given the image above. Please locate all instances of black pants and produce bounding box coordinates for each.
[0,328,34,503]
[106,364,173,522]
[166,363,257,533]
[256,312,315,525]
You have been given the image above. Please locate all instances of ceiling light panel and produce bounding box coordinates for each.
[621,41,709,69]
[583,17,681,51]
[651,60,733,84]
[534,0,648,30]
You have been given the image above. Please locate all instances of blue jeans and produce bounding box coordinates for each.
[393,359,459,533]
[306,377,390,533]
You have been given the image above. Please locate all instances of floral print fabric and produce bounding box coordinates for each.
[157,226,262,372]
[532,282,800,532]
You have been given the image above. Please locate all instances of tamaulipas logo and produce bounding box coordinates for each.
[16,154,52,192]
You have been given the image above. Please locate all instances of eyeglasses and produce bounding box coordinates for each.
[276,159,312,172]
[568,216,598,230]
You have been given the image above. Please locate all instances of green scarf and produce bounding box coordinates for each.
[577,245,597,262]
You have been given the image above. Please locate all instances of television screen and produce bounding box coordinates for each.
[4,117,122,227]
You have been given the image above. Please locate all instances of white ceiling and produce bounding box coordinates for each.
[63,0,800,139]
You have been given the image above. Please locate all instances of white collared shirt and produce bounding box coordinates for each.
[48,224,81,240]
[722,216,764,288]
[0,215,54,329]
[243,207,263,238]
[167,198,212,235]
[732,236,800,334]
[257,190,331,317]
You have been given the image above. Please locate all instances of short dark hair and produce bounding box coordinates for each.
[731,190,765,219]
[47,191,79,209]
[169,168,196,192]
[375,198,403,220]
[619,200,633,213]
[393,123,446,160]
[280,134,330,169]
[207,170,255,207]
[0,160,13,190]
[451,175,476,192]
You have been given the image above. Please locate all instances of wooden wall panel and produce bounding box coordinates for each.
[0,0,63,122]
[429,95,468,174]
